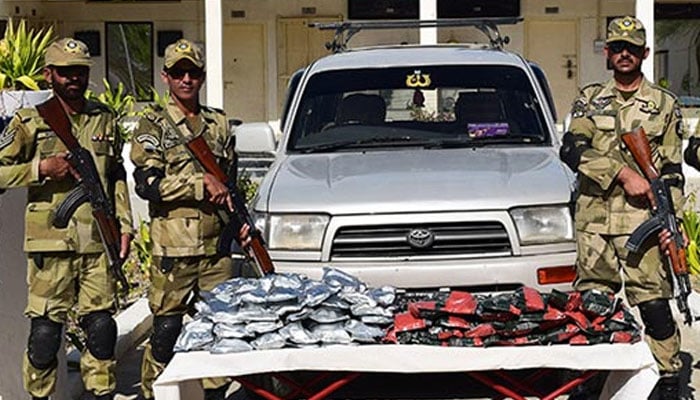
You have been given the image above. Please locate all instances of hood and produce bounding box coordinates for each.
[262,147,574,214]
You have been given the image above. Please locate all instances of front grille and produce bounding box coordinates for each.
[331,221,511,259]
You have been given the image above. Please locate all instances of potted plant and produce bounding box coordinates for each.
[0,18,54,120]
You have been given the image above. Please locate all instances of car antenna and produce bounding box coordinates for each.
[308,17,524,53]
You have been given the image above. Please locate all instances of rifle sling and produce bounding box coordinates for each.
[159,109,233,224]
[160,108,211,174]
[36,97,80,150]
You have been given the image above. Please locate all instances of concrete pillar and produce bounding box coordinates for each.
[205,0,224,109]
[419,0,437,45]
[0,188,30,400]
[636,0,654,80]
[420,0,438,113]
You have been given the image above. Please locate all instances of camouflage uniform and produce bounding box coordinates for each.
[0,38,132,398]
[562,17,687,377]
[130,38,236,399]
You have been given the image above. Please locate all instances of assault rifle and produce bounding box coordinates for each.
[185,135,275,276]
[36,97,129,292]
[621,127,693,325]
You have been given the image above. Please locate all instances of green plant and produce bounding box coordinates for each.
[150,86,171,109]
[128,218,153,282]
[87,78,137,140]
[87,78,136,117]
[0,19,54,90]
[683,192,700,275]
[237,169,259,204]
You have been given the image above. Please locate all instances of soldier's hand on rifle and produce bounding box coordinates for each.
[617,166,656,208]
[120,233,132,259]
[203,172,234,212]
[238,223,256,259]
[658,228,688,256]
[39,152,79,181]
[239,223,252,248]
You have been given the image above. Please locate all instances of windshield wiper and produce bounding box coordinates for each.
[297,136,425,153]
[425,136,544,148]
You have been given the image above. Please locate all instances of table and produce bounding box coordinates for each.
[153,342,658,400]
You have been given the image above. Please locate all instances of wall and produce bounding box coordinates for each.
[222,0,346,121]
[0,0,643,123]
[522,0,634,91]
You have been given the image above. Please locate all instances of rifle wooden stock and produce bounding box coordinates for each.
[621,126,693,325]
[185,135,275,275]
[621,127,659,180]
[36,97,129,292]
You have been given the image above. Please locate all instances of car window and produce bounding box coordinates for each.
[288,65,550,153]
[280,68,305,133]
[529,62,557,122]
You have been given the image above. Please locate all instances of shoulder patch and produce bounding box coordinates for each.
[571,96,588,118]
[136,134,160,152]
[0,126,16,151]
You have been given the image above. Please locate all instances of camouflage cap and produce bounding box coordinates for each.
[606,16,646,46]
[45,38,93,67]
[163,39,205,69]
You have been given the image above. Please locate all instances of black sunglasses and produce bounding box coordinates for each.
[53,65,90,77]
[608,41,644,56]
[166,67,204,80]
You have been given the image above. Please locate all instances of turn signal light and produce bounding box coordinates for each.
[537,266,576,285]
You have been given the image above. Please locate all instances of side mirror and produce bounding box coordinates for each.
[233,122,278,155]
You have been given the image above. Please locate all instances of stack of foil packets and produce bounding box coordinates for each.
[174,268,396,353]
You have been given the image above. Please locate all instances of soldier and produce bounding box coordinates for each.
[130,38,248,400]
[0,38,133,400]
[560,17,691,399]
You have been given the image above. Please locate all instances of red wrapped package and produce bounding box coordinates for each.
[520,286,545,312]
[443,291,478,315]
[408,301,438,319]
[394,312,429,332]
[464,323,497,338]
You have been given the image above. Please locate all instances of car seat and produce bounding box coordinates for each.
[335,93,386,125]
[454,91,522,136]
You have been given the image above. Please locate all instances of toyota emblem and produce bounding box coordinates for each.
[407,228,435,249]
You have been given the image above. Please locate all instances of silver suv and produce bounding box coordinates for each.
[250,20,576,292]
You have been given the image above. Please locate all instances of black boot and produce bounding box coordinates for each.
[650,375,680,400]
[204,384,229,400]
[92,392,113,400]
[31,397,48,400]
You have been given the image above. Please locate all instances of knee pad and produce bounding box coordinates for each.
[80,311,117,360]
[151,315,183,364]
[638,299,676,341]
[27,317,63,370]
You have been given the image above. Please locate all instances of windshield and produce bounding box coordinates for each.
[287,65,550,153]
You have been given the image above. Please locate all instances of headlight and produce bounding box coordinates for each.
[510,206,573,245]
[263,214,329,250]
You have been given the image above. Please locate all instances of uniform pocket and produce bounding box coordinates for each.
[639,120,664,138]
[591,115,616,131]
[36,131,60,158]
[151,214,201,249]
[92,140,114,157]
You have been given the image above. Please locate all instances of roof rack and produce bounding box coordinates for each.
[309,17,523,53]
